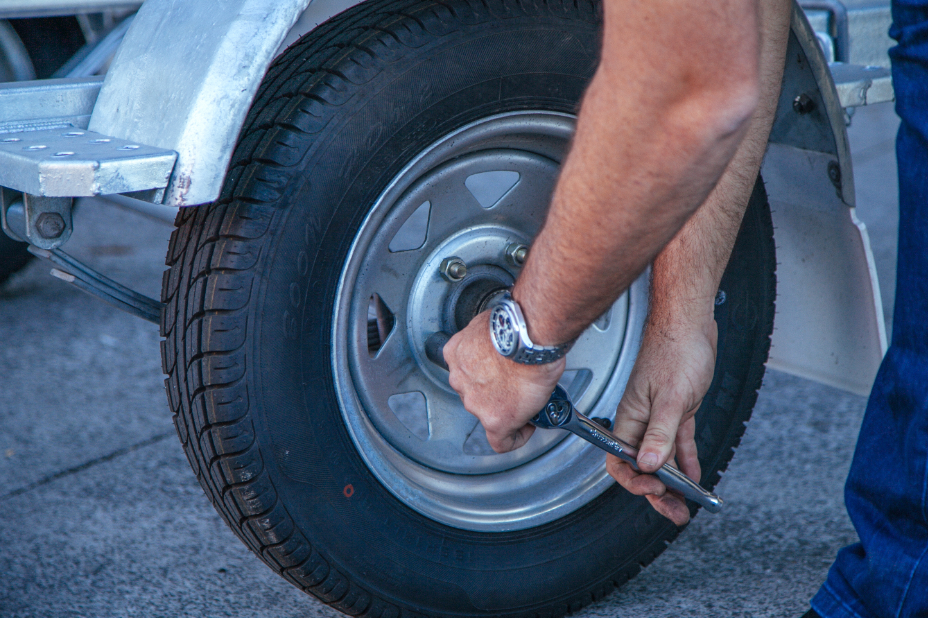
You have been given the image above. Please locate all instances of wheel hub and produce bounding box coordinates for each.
[442,264,512,334]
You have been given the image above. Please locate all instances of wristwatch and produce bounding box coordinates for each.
[488,292,575,364]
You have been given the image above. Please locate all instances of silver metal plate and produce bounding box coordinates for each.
[763,143,886,395]
[0,127,176,197]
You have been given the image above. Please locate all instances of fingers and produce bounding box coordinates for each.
[607,455,666,496]
[446,311,564,454]
[611,408,648,451]
[486,423,535,453]
[636,395,688,473]
[610,387,672,503]
[607,456,691,526]
[646,492,691,526]
[604,319,715,527]
[674,414,701,482]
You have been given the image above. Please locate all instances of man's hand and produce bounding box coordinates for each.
[607,316,718,526]
[444,311,565,453]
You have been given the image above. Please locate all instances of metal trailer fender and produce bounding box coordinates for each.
[763,5,887,395]
[85,0,888,394]
[87,0,312,206]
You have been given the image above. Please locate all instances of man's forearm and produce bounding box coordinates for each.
[649,0,792,332]
[512,0,761,346]
[605,0,792,521]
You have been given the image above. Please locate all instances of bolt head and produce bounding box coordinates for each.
[35,212,66,239]
[792,93,816,115]
[439,257,467,282]
[505,243,529,267]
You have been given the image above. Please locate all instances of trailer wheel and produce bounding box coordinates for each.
[160,0,775,615]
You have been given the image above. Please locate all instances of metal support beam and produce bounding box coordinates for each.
[0,77,102,135]
[0,1,140,19]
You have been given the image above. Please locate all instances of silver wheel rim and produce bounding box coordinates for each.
[333,111,648,532]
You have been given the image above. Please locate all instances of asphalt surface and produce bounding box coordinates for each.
[0,102,899,618]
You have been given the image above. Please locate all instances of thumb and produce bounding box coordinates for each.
[636,399,685,473]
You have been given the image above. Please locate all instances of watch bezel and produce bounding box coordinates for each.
[489,297,521,357]
[488,293,574,364]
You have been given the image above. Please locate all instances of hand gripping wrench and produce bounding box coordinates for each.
[531,385,724,513]
[425,334,723,512]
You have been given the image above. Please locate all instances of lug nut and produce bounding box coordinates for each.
[439,257,467,282]
[35,212,66,239]
[505,243,529,267]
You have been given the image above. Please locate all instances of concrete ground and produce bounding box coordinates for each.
[0,102,899,618]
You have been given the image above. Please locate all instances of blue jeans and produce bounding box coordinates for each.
[811,2,928,617]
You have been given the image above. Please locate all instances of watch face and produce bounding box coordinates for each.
[490,304,517,357]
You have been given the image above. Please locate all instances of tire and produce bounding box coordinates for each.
[160,0,775,615]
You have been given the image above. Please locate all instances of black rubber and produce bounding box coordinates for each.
[159,0,776,616]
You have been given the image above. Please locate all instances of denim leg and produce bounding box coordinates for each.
[811,3,928,617]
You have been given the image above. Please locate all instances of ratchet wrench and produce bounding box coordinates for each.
[532,385,723,513]
[425,333,723,512]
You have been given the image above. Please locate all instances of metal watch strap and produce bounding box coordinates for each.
[511,344,574,365]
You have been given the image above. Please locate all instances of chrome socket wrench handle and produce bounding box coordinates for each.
[532,386,723,513]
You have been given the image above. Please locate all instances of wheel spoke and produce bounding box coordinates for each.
[559,368,593,402]
[363,330,417,388]
[360,248,421,316]
[422,180,485,240]
[362,361,475,449]
[490,161,558,222]
[425,389,479,450]
[566,325,612,369]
